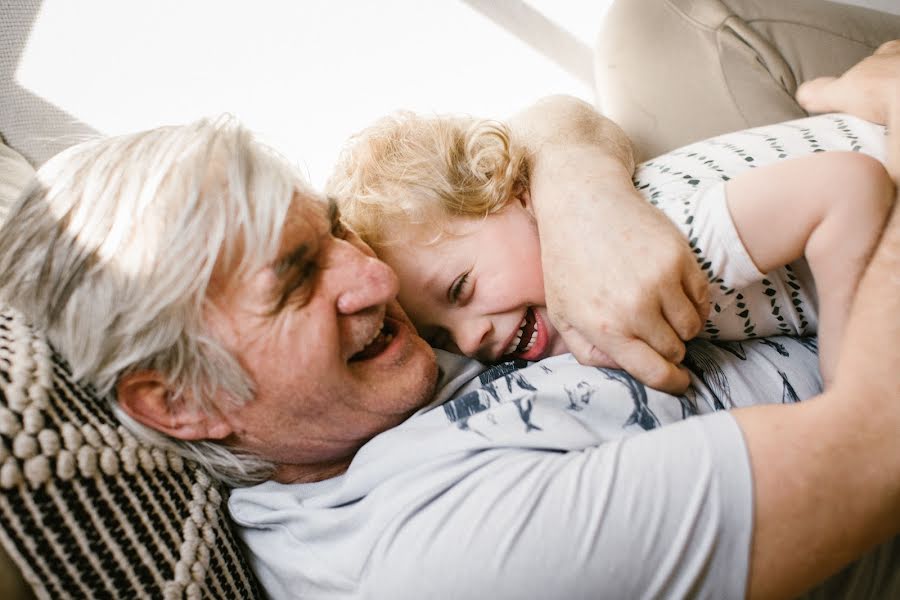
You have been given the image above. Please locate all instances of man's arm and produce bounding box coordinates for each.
[508,95,709,393]
[725,151,894,382]
[734,196,900,599]
[734,43,900,598]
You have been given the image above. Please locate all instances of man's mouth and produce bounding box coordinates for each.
[350,320,396,361]
[502,308,538,357]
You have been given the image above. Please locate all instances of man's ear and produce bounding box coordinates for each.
[115,371,233,441]
[515,184,534,216]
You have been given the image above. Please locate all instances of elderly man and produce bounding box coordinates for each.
[1,43,899,600]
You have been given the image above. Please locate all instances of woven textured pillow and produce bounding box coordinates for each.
[0,307,263,599]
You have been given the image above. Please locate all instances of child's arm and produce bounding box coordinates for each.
[726,151,895,383]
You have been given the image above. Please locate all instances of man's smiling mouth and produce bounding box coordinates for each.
[350,320,395,361]
[502,307,538,357]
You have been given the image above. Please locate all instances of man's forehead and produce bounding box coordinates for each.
[277,192,330,254]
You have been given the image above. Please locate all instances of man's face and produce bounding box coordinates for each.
[207,194,438,482]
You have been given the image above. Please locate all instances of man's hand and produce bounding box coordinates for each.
[511,96,709,394]
[797,40,900,178]
[533,149,709,393]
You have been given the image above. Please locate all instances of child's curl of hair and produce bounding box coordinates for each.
[326,111,528,247]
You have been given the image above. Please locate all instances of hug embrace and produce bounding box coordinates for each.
[0,0,899,598]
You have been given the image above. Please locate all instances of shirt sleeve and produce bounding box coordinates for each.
[692,181,767,289]
[365,411,753,600]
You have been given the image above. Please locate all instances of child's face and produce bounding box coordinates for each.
[378,202,570,363]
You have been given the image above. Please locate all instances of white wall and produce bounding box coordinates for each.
[13,0,608,188]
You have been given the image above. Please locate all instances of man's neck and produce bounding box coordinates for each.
[272,459,351,484]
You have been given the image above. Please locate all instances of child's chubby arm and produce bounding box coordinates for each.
[726,151,895,383]
[507,95,709,394]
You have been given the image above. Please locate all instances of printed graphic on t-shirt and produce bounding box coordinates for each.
[440,337,819,445]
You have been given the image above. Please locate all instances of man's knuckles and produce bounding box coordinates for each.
[671,307,702,340]
[637,361,683,393]
[875,40,900,55]
[572,345,619,368]
[661,341,686,365]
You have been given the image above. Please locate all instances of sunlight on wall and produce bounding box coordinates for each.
[524,0,611,47]
[16,0,607,188]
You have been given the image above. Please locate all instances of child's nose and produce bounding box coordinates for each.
[452,317,493,359]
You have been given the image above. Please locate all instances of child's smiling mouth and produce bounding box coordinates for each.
[501,307,550,361]
[502,307,538,356]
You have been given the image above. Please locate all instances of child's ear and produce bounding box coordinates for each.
[116,371,233,441]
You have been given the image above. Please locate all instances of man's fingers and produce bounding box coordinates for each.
[562,330,621,368]
[570,332,691,394]
[662,285,705,341]
[634,311,687,364]
[614,340,690,394]
[685,262,710,311]
[874,39,900,56]
[796,77,840,114]
[680,252,711,329]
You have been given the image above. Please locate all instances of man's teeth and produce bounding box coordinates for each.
[362,322,392,352]
[504,315,537,355]
[366,324,385,346]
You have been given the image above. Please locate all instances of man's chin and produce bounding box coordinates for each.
[384,330,439,413]
[415,341,440,397]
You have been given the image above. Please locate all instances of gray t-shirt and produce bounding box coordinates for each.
[229,114,900,599]
[230,336,898,599]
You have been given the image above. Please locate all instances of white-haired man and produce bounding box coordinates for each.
[1,48,900,600]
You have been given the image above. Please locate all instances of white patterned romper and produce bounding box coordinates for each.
[633,114,886,340]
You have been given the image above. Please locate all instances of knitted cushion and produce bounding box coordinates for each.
[0,307,263,598]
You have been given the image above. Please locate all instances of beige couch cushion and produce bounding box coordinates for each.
[0,142,35,600]
[0,139,32,224]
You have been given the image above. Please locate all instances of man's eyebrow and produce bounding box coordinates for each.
[326,196,341,231]
[267,199,341,313]
[268,240,314,314]
[273,243,310,279]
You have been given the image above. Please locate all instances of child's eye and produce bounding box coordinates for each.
[447,271,470,304]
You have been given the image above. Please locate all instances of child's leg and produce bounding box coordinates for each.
[595,0,900,161]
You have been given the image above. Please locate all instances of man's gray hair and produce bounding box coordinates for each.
[0,115,307,485]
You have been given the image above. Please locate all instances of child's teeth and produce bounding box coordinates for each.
[523,328,537,351]
[504,314,534,356]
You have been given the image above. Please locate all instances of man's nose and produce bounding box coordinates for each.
[335,242,399,314]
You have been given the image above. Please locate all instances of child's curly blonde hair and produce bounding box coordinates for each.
[325,111,528,247]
